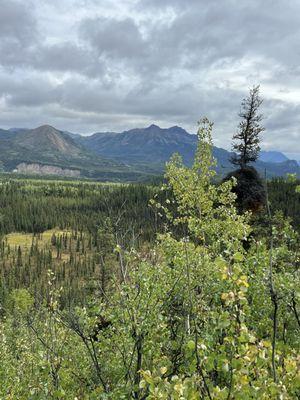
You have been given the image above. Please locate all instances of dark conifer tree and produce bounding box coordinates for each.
[231,85,265,168]
[17,246,22,267]
[51,233,57,246]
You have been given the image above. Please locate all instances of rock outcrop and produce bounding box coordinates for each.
[14,163,81,178]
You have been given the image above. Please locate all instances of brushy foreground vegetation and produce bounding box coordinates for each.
[0,120,300,399]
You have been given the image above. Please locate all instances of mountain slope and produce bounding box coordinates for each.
[75,125,300,177]
[77,124,235,175]
[80,125,197,164]
[0,125,145,181]
[259,151,289,163]
[13,125,82,156]
[1,124,299,180]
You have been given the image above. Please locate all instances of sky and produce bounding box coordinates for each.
[0,0,299,156]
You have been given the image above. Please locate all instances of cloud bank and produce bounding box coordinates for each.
[0,0,299,153]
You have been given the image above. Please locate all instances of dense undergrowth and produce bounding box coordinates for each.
[0,120,299,398]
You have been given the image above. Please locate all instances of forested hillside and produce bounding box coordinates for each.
[0,120,299,398]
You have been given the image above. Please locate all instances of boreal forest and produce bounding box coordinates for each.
[0,89,300,399]
[2,0,300,396]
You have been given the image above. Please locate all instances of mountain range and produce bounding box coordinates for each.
[0,124,299,181]
[0,125,145,181]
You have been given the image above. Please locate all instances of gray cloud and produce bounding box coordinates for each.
[33,42,105,76]
[0,0,299,154]
[80,17,146,60]
[0,0,37,43]
[0,0,38,69]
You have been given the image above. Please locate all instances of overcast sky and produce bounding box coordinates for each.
[0,0,299,155]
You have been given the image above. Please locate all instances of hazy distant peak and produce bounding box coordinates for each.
[260,151,289,163]
[147,124,160,129]
[121,124,191,138]
[145,124,189,135]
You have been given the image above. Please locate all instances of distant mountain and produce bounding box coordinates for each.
[0,125,145,181]
[1,124,300,180]
[259,151,289,163]
[74,124,235,175]
[14,125,82,156]
[8,128,30,134]
[74,125,300,178]
[76,124,198,168]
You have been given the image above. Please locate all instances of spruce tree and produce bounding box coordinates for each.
[231,85,265,168]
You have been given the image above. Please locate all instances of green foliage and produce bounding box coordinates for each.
[0,121,299,398]
[268,177,300,230]
[8,288,34,314]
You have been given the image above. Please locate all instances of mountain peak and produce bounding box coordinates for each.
[15,124,80,155]
[32,125,60,134]
[147,124,161,130]
[144,124,189,136]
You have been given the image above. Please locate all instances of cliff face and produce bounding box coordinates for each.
[14,163,81,178]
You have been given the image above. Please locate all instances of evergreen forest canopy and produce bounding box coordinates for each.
[0,117,299,398]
